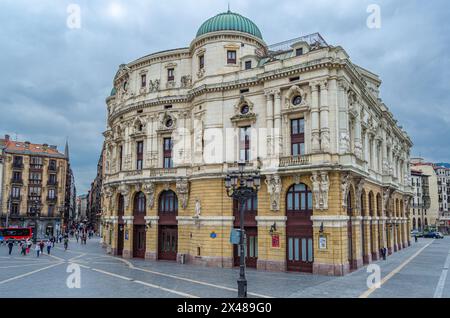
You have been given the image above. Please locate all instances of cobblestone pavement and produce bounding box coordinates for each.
[0,236,449,298]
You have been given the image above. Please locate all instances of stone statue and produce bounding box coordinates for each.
[176,178,189,209]
[118,184,130,209]
[341,173,350,208]
[143,182,155,209]
[311,172,321,210]
[265,175,281,211]
[320,172,329,210]
[194,199,201,217]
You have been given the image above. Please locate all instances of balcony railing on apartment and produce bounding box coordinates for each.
[279,155,311,167]
[11,178,23,185]
[30,164,43,170]
[47,180,58,186]
[12,162,24,169]
[46,196,57,203]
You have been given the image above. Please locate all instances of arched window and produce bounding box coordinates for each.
[347,191,353,216]
[159,190,178,214]
[287,183,312,212]
[233,194,257,214]
[134,192,146,215]
[118,195,124,217]
[413,218,416,230]
[369,192,374,216]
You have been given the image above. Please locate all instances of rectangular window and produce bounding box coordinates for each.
[49,159,57,171]
[227,50,237,64]
[296,48,303,56]
[199,55,204,70]
[239,126,251,162]
[141,74,146,88]
[48,189,55,199]
[245,60,252,70]
[12,171,21,182]
[11,203,19,215]
[30,157,43,169]
[13,156,23,168]
[11,187,20,199]
[136,141,144,170]
[167,68,174,81]
[163,138,173,168]
[119,145,123,171]
[48,174,57,185]
[29,187,41,197]
[291,118,305,156]
[48,205,54,217]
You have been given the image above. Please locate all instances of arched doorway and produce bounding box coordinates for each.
[117,194,124,256]
[413,218,416,230]
[369,192,376,259]
[376,193,382,250]
[133,192,146,258]
[360,191,367,264]
[418,218,422,232]
[46,223,54,237]
[158,190,178,261]
[347,187,356,270]
[286,183,313,273]
[233,193,258,268]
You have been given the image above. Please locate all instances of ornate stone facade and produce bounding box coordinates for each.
[101,10,413,276]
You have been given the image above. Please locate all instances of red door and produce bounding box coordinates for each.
[133,225,146,258]
[158,226,177,261]
[286,184,313,273]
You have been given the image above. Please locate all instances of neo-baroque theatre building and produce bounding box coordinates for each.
[101,11,413,276]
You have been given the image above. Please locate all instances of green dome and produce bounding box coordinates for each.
[196,11,263,40]
[110,87,116,97]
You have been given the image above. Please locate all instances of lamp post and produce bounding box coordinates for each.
[29,200,42,244]
[224,162,261,298]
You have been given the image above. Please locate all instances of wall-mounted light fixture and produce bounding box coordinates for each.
[269,222,277,235]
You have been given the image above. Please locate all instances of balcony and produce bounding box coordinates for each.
[12,162,24,169]
[30,164,43,171]
[29,179,42,185]
[279,155,311,167]
[48,165,57,172]
[46,196,58,203]
[10,195,21,202]
[47,180,58,187]
[11,178,23,185]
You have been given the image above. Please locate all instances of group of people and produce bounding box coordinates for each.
[5,233,70,257]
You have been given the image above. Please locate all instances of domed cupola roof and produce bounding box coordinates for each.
[196,10,263,40]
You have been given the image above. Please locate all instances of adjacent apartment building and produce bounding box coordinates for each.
[411,158,450,233]
[0,135,73,237]
[100,11,413,276]
[410,168,431,231]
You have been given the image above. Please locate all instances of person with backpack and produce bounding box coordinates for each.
[64,237,69,251]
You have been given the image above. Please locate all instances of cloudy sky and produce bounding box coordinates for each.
[0,0,449,194]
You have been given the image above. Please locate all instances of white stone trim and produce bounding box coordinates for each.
[176,216,234,226]
[255,216,287,227]
[311,215,350,228]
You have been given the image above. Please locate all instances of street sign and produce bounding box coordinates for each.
[230,229,241,245]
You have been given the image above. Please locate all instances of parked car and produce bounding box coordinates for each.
[424,231,444,239]
[411,230,423,237]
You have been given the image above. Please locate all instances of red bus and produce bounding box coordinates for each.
[0,227,33,241]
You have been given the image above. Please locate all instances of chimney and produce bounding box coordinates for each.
[4,134,10,141]
[24,141,30,149]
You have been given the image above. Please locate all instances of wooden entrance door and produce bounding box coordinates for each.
[117,224,124,256]
[286,183,314,273]
[233,227,258,268]
[158,226,177,261]
[133,225,146,258]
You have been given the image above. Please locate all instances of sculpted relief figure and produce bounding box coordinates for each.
[143,182,155,209]
[194,199,201,218]
[265,175,281,211]
[118,184,130,209]
[311,172,321,210]
[320,172,329,210]
[341,173,350,208]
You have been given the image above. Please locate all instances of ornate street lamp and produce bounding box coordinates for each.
[224,161,261,298]
[29,200,42,244]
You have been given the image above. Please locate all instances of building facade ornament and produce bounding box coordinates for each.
[341,173,351,208]
[118,184,130,209]
[176,178,189,209]
[265,174,282,211]
[143,182,156,209]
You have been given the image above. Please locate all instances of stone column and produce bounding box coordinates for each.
[144,216,159,260]
[273,90,282,157]
[265,91,274,158]
[371,218,380,260]
[319,80,330,152]
[363,217,372,264]
[354,112,362,159]
[310,82,320,152]
[338,80,350,154]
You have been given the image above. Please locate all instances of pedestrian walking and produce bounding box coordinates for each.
[414,235,418,243]
[20,242,27,256]
[51,236,55,247]
[75,231,79,243]
[7,239,14,255]
[26,239,32,254]
[35,244,40,257]
[64,237,68,251]
[39,240,45,254]
[46,240,52,254]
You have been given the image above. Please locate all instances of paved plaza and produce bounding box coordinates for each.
[0,237,449,298]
